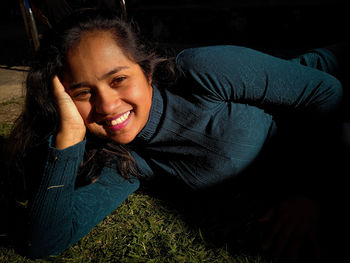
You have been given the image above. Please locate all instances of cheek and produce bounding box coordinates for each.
[122,82,150,107]
[132,82,152,106]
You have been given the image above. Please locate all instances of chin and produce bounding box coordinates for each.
[88,124,137,144]
[110,134,135,145]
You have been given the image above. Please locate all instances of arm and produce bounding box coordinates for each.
[28,138,140,259]
[28,76,140,258]
[176,45,343,116]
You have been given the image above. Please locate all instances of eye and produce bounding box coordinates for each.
[111,76,127,87]
[72,89,92,100]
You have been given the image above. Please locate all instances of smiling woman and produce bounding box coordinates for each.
[5,7,347,263]
[61,30,153,145]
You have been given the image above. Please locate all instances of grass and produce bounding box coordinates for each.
[0,122,13,138]
[0,100,270,263]
[0,96,23,137]
[0,192,268,263]
[0,98,21,107]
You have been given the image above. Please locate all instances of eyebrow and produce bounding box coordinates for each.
[68,66,129,90]
[98,66,129,81]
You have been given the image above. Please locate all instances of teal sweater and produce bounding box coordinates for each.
[27,46,342,258]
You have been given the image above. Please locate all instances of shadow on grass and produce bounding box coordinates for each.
[140,173,266,256]
[139,141,350,262]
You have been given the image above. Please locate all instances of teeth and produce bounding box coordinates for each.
[108,111,130,126]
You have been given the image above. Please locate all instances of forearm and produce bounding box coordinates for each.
[27,138,140,259]
[28,138,85,258]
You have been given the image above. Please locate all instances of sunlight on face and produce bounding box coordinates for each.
[62,30,153,144]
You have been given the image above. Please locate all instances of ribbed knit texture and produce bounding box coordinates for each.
[27,46,342,259]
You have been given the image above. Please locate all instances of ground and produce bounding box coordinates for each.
[0,97,24,123]
[0,66,27,125]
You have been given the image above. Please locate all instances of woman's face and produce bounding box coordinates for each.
[62,30,153,144]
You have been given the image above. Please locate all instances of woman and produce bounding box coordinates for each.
[7,8,345,261]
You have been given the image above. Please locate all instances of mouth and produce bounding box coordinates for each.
[104,110,132,131]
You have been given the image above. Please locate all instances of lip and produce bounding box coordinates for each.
[104,110,132,132]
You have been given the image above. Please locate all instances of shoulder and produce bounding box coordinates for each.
[172,45,261,102]
[176,45,281,75]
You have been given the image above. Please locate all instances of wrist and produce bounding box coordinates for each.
[55,128,86,149]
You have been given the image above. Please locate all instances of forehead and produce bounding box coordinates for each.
[64,30,133,77]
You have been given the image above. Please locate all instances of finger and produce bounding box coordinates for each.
[52,75,75,107]
[52,75,65,94]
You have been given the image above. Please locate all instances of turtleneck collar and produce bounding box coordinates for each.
[134,85,164,143]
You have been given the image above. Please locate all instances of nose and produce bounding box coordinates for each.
[94,85,120,115]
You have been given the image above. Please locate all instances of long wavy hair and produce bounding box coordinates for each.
[7,8,178,189]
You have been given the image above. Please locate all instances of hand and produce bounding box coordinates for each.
[258,195,321,263]
[53,75,86,149]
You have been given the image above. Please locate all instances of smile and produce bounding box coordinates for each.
[105,110,131,131]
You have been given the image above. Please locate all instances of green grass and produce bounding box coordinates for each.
[0,193,268,263]
[0,96,23,137]
[0,98,21,107]
[0,122,13,138]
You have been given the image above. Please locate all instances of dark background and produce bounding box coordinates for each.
[1,0,349,66]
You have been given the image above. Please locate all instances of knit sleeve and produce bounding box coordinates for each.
[27,138,140,259]
[176,45,343,116]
